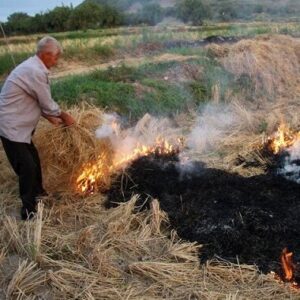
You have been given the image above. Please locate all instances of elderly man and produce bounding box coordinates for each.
[0,36,75,220]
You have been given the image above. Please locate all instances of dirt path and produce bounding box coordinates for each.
[50,53,198,79]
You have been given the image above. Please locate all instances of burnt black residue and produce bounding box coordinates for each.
[105,154,300,273]
[162,35,242,49]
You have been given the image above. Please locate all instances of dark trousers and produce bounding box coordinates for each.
[0,136,45,212]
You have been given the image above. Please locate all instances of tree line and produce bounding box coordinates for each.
[2,0,300,35]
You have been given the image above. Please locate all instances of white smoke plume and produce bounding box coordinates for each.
[95,113,120,139]
[174,103,244,176]
[95,104,244,173]
[95,113,182,167]
[278,140,300,184]
[186,103,241,154]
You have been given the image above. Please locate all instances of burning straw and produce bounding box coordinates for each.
[34,104,113,194]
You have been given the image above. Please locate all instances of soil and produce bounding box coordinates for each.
[106,153,300,275]
[50,54,198,79]
[50,35,243,79]
[162,35,243,49]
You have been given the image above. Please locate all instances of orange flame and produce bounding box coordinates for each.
[268,124,300,154]
[76,138,183,194]
[75,153,110,194]
[113,138,179,168]
[281,247,294,281]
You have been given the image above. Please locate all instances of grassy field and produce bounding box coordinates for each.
[1,23,300,299]
[1,21,300,79]
[2,22,298,119]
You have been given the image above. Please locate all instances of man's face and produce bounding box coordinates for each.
[40,51,61,69]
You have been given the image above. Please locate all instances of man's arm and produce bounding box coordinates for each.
[29,71,75,126]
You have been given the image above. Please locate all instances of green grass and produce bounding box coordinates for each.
[0,52,32,77]
[0,46,257,118]
[90,61,182,83]
[51,75,190,119]
[51,60,197,118]
[63,42,114,61]
[51,55,240,119]
[166,47,207,56]
[52,73,141,117]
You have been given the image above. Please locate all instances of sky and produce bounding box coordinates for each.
[0,0,83,22]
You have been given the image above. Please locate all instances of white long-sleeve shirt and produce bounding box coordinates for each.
[0,55,61,143]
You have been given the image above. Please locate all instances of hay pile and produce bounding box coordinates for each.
[207,35,300,98]
[34,104,113,194]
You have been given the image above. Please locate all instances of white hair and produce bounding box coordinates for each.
[36,36,62,55]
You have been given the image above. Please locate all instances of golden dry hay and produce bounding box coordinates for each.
[0,196,297,299]
[207,35,300,98]
[0,105,300,298]
[33,104,113,194]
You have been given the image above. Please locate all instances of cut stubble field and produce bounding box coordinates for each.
[1,23,300,299]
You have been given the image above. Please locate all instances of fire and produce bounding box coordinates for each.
[76,137,183,194]
[268,124,300,154]
[281,247,294,281]
[75,153,110,194]
[113,138,180,168]
[275,247,300,289]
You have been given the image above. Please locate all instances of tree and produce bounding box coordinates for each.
[139,3,163,26]
[68,2,104,30]
[176,0,211,25]
[102,5,123,27]
[45,6,72,32]
[29,13,47,33]
[6,12,32,33]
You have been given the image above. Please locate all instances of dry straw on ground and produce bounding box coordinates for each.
[207,35,300,99]
[1,33,300,298]
[0,194,297,299]
[1,103,300,299]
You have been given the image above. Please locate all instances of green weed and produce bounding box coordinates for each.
[0,52,32,77]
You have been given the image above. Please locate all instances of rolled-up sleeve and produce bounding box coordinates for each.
[30,71,61,117]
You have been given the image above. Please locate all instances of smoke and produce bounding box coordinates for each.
[278,140,300,184]
[95,103,246,175]
[95,113,182,167]
[186,103,241,154]
[95,102,253,178]
[95,113,120,139]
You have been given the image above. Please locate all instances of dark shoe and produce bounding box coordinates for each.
[21,207,36,221]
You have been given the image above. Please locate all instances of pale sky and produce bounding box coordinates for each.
[0,0,83,22]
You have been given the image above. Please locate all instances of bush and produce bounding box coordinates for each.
[176,0,211,25]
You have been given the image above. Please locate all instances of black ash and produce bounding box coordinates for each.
[106,153,300,274]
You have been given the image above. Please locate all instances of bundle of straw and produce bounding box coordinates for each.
[34,104,113,194]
